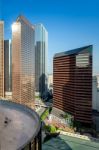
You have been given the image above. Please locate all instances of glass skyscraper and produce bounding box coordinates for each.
[4,40,12,97]
[12,16,35,107]
[35,24,48,96]
[0,21,4,97]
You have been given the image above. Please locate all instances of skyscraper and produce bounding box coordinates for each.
[53,45,92,124]
[92,76,99,112]
[12,16,35,107]
[35,24,48,97]
[4,40,12,98]
[0,21,4,98]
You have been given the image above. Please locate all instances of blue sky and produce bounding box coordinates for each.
[0,0,99,74]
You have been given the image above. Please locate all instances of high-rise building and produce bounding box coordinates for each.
[12,16,35,107]
[35,24,48,96]
[53,45,92,124]
[4,40,12,98]
[92,75,99,112]
[0,21,4,98]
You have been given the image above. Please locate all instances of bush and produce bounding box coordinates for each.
[44,125,57,133]
[50,125,57,133]
[40,109,49,121]
[44,125,50,132]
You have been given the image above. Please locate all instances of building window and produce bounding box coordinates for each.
[76,53,89,67]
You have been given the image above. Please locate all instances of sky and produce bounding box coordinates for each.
[0,0,99,75]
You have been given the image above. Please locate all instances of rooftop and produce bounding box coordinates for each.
[54,45,92,58]
[16,15,34,29]
[43,134,99,150]
[0,100,41,150]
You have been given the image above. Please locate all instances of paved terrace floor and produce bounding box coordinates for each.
[43,134,99,150]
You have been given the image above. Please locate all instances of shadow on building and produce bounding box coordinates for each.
[39,73,48,98]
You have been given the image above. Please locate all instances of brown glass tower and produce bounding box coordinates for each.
[12,16,35,108]
[0,21,4,98]
[53,45,92,124]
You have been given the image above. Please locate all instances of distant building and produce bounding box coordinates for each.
[92,75,99,112]
[97,75,99,88]
[53,45,92,124]
[4,40,12,99]
[35,24,48,96]
[0,21,4,98]
[48,74,53,93]
[12,16,35,107]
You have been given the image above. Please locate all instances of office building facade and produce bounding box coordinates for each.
[35,24,48,96]
[4,40,12,98]
[53,45,92,124]
[12,16,35,107]
[92,76,99,112]
[0,21,4,97]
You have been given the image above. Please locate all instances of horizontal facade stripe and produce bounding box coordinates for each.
[53,46,92,124]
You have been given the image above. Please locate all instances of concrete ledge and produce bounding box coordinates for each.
[58,130,99,142]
